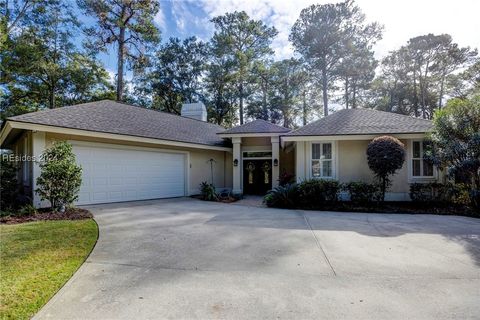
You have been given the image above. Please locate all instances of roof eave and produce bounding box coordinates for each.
[2,120,232,151]
[281,132,430,141]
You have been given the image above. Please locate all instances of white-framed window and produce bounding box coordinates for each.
[311,142,333,178]
[412,140,434,177]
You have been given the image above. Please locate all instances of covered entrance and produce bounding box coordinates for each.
[243,159,272,195]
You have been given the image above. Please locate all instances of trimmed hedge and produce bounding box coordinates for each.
[298,179,341,208]
[343,181,381,203]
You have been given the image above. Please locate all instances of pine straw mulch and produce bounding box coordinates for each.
[1,208,93,225]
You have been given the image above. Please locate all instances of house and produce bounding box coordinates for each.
[0,100,439,207]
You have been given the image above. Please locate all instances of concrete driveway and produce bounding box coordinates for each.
[35,198,480,319]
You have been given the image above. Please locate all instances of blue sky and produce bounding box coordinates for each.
[76,0,480,81]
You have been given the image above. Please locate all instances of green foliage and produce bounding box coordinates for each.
[0,0,114,115]
[36,142,82,211]
[78,0,161,101]
[343,181,381,203]
[138,37,207,114]
[263,184,299,208]
[199,181,218,201]
[210,11,277,124]
[17,204,38,217]
[430,96,480,207]
[367,136,405,201]
[369,34,478,118]
[298,179,341,208]
[409,183,448,203]
[289,0,383,115]
[0,154,18,210]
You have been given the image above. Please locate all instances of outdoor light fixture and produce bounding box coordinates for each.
[233,159,239,167]
[273,159,279,166]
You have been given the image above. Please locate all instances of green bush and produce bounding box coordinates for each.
[430,96,480,208]
[264,184,299,208]
[366,136,405,201]
[36,141,82,211]
[446,183,474,206]
[0,153,18,210]
[298,179,340,208]
[199,181,218,201]
[344,181,381,203]
[409,183,448,202]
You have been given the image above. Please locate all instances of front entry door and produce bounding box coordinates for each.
[243,160,272,195]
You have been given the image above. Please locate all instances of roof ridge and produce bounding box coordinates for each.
[102,100,225,129]
[352,107,433,122]
[8,99,225,130]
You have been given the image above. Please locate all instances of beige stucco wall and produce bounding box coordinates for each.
[337,140,408,193]
[32,132,233,195]
[242,137,271,147]
[295,138,441,200]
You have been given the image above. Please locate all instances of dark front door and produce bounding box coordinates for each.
[243,160,272,195]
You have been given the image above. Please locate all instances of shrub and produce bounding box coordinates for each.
[409,183,448,203]
[366,136,405,201]
[344,181,381,203]
[430,96,480,208]
[446,183,474,206]
[298,179,340,208]
[36,141,82,212]
[199,181,218,201]
[0,153,18,210]
[278,171,295,186]
[263,184,299,208]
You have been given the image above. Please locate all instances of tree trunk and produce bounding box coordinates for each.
[413,67,419,117]
[321,64,328,116]
[438,73,445,109]
[344,77,349,109]
[302,90,307,126]
[49,84,56,109]
[116,27,125,102]
[262,81,268,120]
[352,81,357,109]
[239,82,244,124]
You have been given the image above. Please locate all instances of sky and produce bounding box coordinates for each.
[90,0,480,80]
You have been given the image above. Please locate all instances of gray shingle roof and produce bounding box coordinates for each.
[286,108,433,136]
[8,100,229,147]
[219,119,291,134]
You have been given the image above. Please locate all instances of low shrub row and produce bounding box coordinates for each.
[264,179,475,210]
[264,179,381,209]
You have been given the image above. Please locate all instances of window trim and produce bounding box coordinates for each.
[308,141,337,179]
[408,140,437,181]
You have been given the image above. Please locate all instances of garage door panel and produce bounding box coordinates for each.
[73,144,186,205]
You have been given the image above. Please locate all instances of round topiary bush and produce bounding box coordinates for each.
[366,136,405,201]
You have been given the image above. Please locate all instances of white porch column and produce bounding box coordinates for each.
[232,137,242,194]
[32,131,47,208]
[295,141,306,183]
[271,136,280,188]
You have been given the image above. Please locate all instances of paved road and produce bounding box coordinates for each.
[35,198,480,319]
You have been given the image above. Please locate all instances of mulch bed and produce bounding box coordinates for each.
[1,208,93,225]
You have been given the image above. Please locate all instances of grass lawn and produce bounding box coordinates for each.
[0,219,98,320]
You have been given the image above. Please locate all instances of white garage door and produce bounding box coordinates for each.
[73,143,186,205]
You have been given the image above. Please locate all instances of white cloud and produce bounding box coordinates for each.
[154,7,167,32]
[192,0,480,60]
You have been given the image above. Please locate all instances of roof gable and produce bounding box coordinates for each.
[8,100,229,147]
[286,108,432,136]
[219,119,291,135]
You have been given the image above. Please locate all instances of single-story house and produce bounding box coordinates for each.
[0,100,440,207]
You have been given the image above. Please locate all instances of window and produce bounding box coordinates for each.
[311,142,333,178]
[412,141,434,177]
